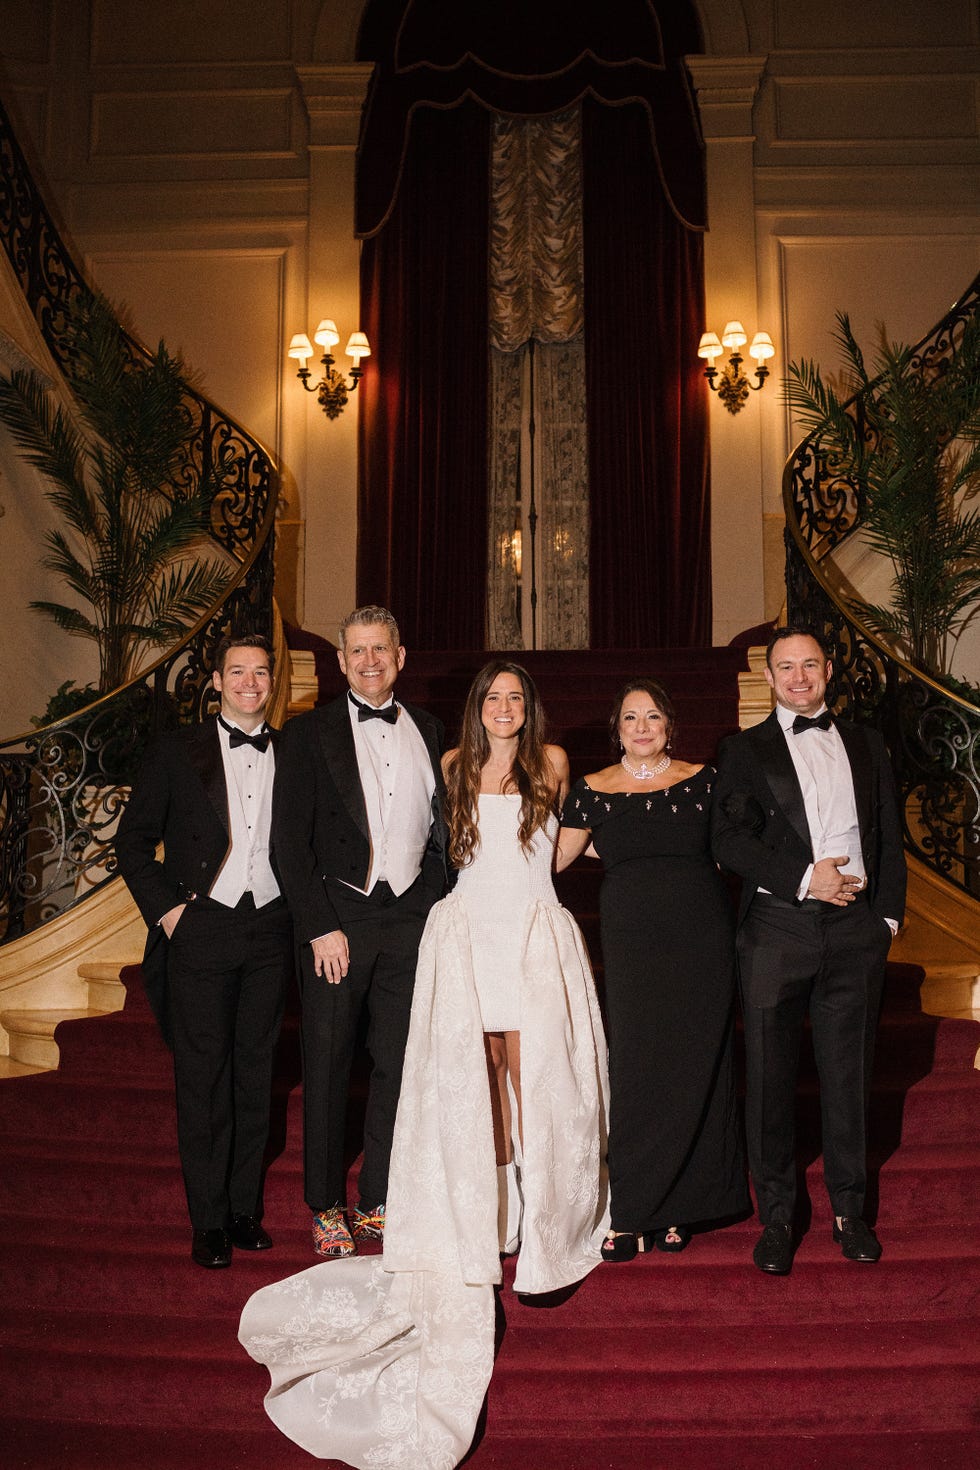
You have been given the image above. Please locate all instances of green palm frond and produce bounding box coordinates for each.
[0,291,237,693]
[137,559,233,645]
[28,601,100,639]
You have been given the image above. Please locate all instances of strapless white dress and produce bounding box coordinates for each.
[454,793,562,1030]
[240,802,609,1469]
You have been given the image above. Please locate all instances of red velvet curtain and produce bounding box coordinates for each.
[582,98,711,647]
[356,103,491,649]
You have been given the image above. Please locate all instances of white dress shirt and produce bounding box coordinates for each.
[346,695,436,897]
[777,703,866,898]
[209,717,280,907]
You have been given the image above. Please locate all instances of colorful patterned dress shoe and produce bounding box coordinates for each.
[350,1203,386,1244]
[229,1213,273,1250]
[833,1216,882,1261]
[312,1206,355,1258]
[191,1228,232,1268]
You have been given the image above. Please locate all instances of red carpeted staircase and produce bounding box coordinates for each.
[2,647,979,1469]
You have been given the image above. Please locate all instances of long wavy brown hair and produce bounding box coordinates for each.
[445,660,557,868]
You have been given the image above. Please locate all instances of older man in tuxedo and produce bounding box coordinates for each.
[116,633,292,1268]
[272,605,448,1258]
[712,626,906,1275]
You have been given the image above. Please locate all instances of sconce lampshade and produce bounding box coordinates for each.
[287,333,314,362]
[314,320,341,350]
[345,332,371,362]
[697,332,723,361]
[749,332,775,361]
[721,321,748,350]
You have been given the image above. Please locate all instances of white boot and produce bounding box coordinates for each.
[497,1160,523,1255]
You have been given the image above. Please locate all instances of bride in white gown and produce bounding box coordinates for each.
[240,660,609,1469]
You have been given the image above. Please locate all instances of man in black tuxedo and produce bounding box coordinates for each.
[272,605,448,1258]
[712,626,906,1274]
[116,633,292,1269]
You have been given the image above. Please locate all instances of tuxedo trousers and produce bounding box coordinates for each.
[167,895,292,1229]
[736,893,892,1226]
[299,874,436,1212]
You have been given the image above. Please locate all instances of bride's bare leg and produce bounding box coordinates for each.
[503,1030,522,1152]
[485,1032,512,1165]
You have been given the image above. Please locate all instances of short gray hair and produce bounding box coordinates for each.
[339,605,401,649]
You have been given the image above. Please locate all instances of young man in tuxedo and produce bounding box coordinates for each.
[272,606,449,1258]
[712,626,906,1275]
[116,633,292,1268]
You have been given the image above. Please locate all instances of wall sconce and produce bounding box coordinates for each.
[698,322,774,415]
[288,320,371,419]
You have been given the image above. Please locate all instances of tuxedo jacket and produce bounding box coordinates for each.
[710,709,907,928]
[115,718,282,1037]
[271,693,448,946]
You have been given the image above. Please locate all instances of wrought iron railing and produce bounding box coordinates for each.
[783,272,980,899]
[0,98,278,941]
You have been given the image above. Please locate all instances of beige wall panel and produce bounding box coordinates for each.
[773,0,977,50]
[2,88,51,154]
[90,90,295,161]
[778,235,980,374]
[0,0,53,62]
[90,0,292,65]
[86,248,286,455]
[773,77,976,144]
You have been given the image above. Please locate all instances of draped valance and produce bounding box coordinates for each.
[355,0,705,239]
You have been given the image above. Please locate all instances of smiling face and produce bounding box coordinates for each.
[618,688,670,764]
[212,645,273,732]
[481,672,527,740]
[765,634,831,718]
[338,621,405,706]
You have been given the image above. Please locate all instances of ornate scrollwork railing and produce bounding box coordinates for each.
[0,98,279,942]
[783,272,980,899]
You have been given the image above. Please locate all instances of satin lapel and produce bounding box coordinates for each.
[185,719,229,834]
[836,720,873,834]
[319,697,369,838]
[753,712,812,851]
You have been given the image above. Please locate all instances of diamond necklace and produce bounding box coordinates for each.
[621,753,671,781]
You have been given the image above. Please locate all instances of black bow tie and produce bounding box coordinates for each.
[219,715,270,751]
[792,712,833,735]
[350,693,399,725]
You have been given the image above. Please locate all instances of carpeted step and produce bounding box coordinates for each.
[4,1418,975,1470]
[3,1309,978,1436]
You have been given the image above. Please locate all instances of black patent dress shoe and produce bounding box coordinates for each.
[191,1228,232,1268]
[229,1213,273,1251]
[833,1216,882,1262]
[752,1223,794,1275]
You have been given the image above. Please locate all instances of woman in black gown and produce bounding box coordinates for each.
[558,678,748,1260]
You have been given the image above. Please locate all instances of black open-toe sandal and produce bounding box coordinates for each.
[601,1231,652,1263]
[653,1225,691,1253]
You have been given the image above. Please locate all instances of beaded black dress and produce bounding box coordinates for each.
[561,766,748,1233]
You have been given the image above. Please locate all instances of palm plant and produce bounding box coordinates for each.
[0,293,232,694]
[784,308,980,678]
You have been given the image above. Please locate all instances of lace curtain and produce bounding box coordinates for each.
[487,108,590,650]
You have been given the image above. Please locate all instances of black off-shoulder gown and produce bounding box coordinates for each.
[562,768,748,1233]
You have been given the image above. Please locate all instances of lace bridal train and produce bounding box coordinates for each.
[239,838,609,1469]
